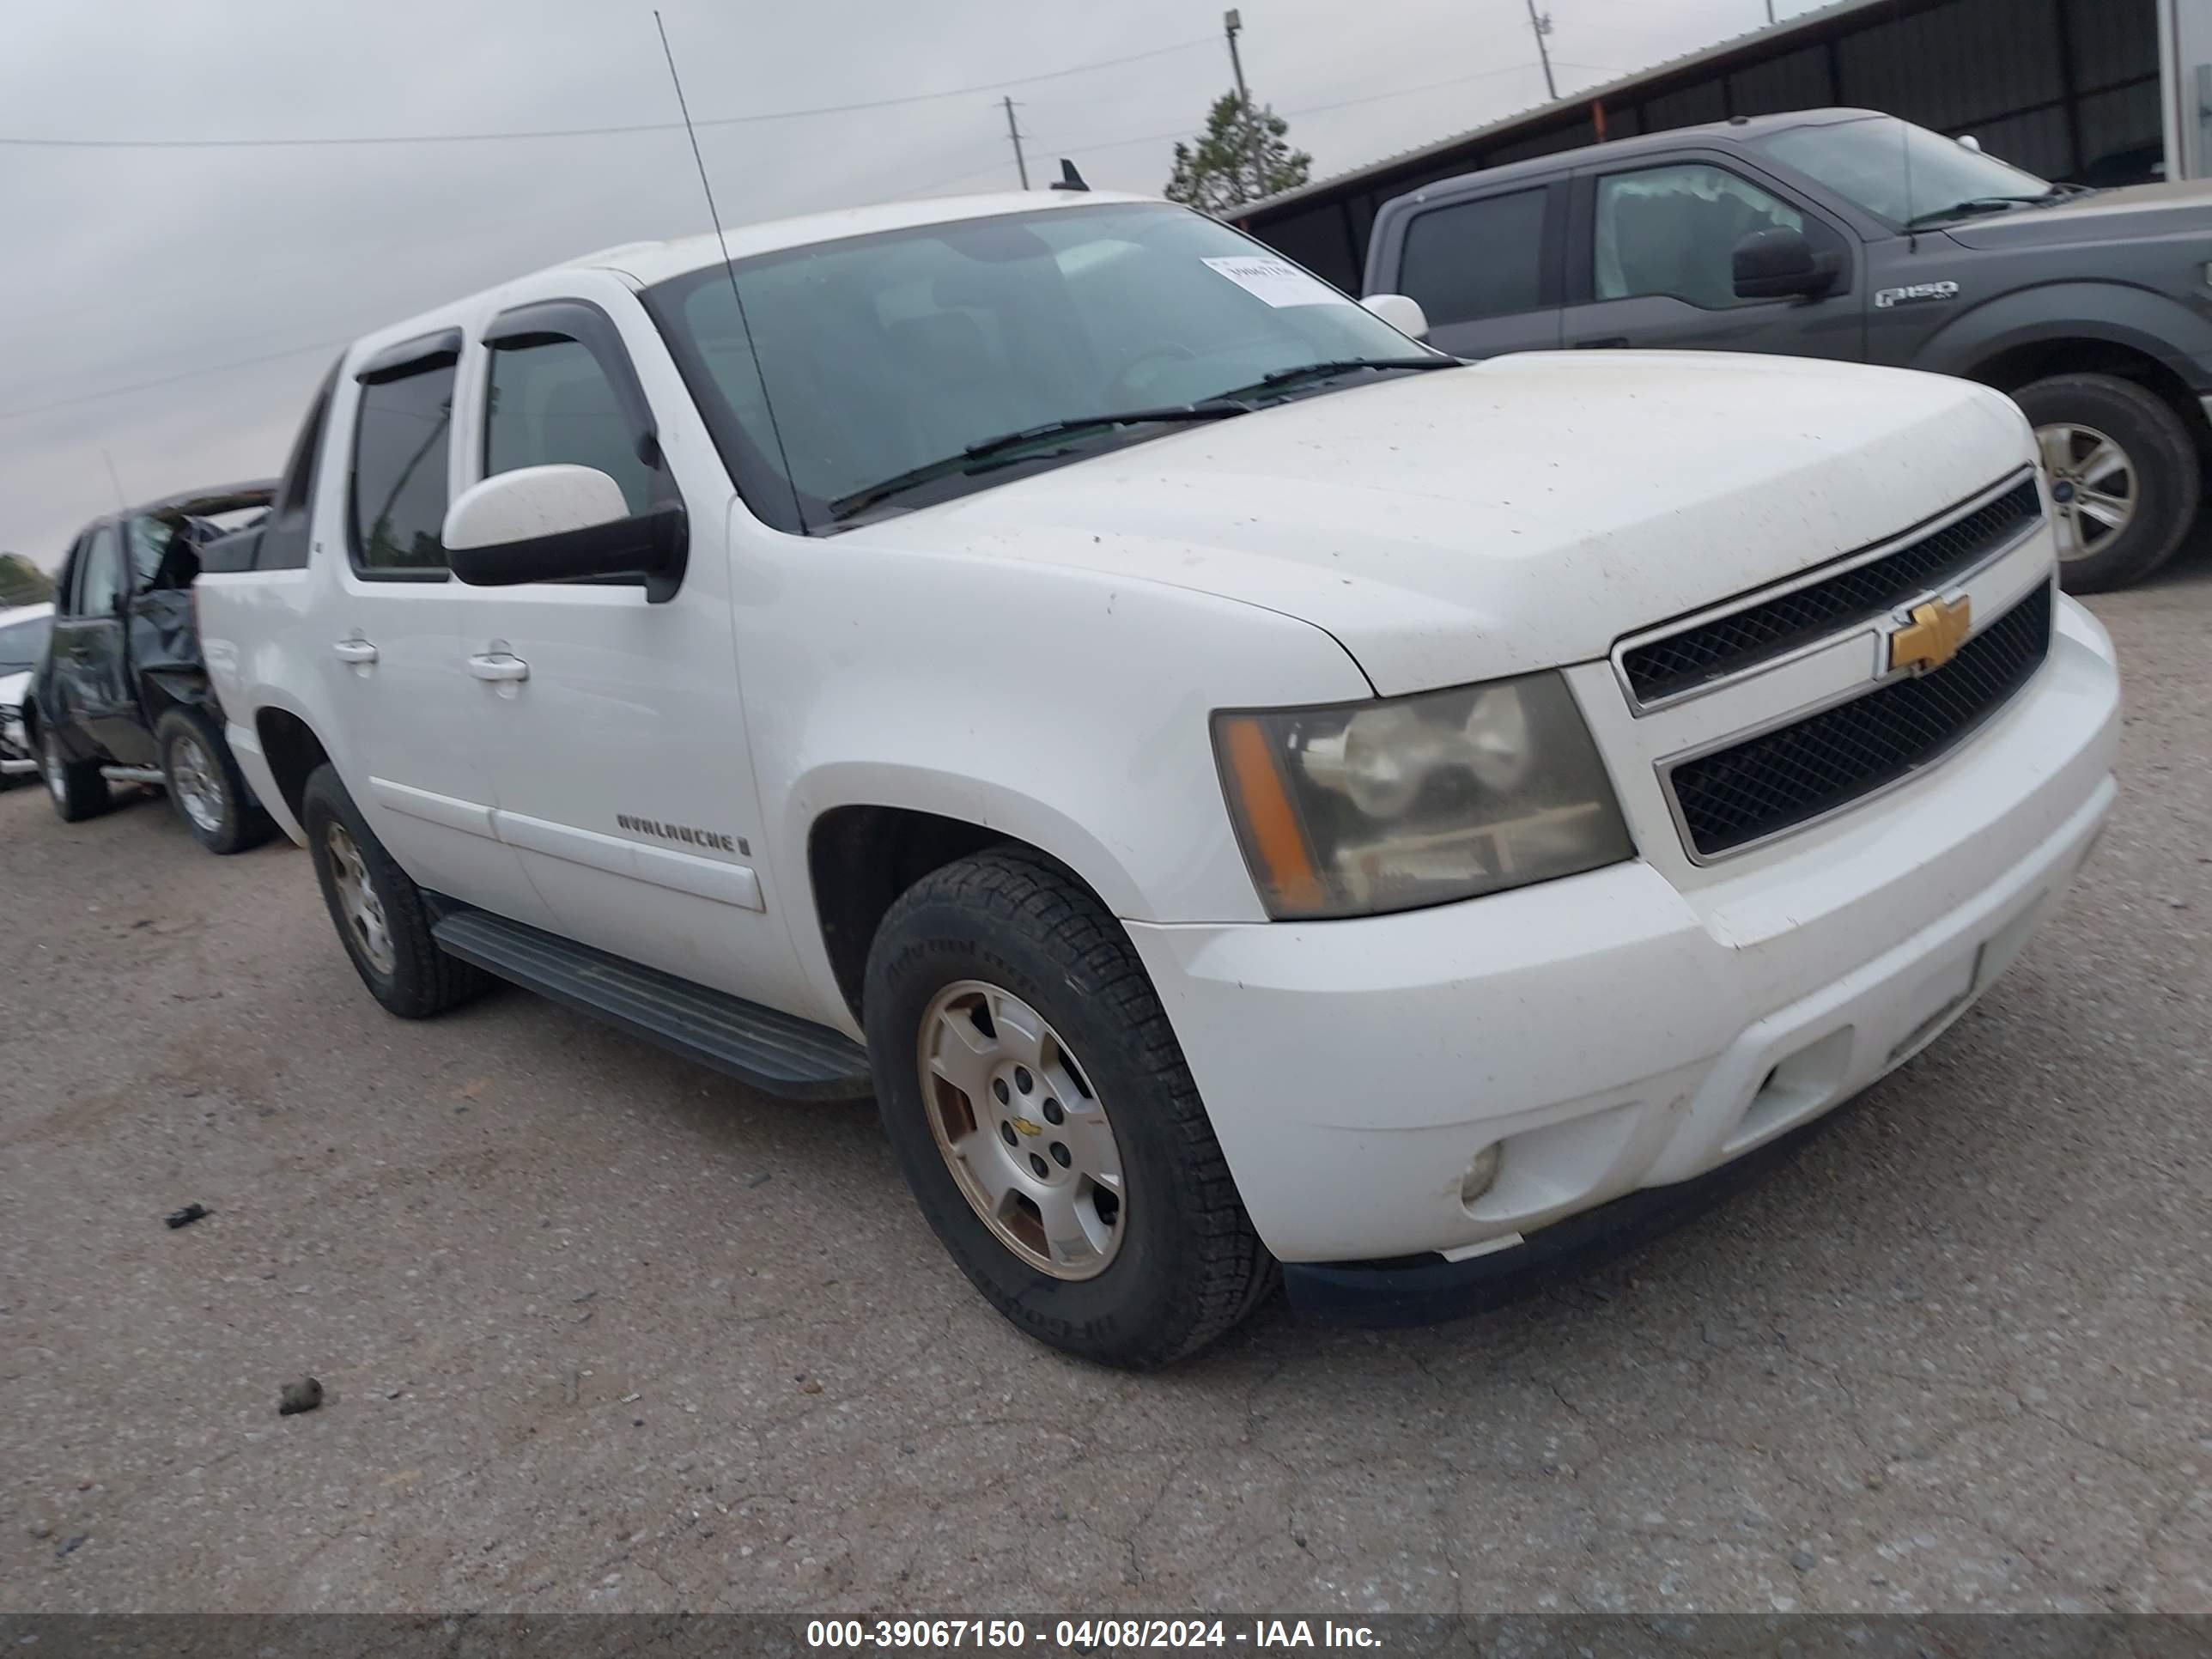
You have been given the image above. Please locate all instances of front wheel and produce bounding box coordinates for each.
[863,849,1273,1369]
[2015,373,2200,593]
[155,707,274,854]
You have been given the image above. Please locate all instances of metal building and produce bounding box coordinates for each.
[1239,0,2188,290]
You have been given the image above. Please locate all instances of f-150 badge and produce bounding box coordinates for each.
[1875,281,1961,309]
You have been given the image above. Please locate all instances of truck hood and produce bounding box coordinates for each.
[1942,178,2212,250]
[844,352,2032,696]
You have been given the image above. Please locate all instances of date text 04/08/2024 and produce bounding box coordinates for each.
[804,1620,1383,1650]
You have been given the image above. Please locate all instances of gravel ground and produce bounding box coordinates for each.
[2,565,2208,1617]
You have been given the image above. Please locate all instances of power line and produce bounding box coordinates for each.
[0,38,1215,151]
[0,339,342,424]
[3,55,1601,422]
[1032,60,1552,159]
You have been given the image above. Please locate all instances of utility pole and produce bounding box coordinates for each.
[1765,0,1777,21]
[1524,0,1559,101]
[101,449,127,511]
[1224,9,1261,200]
[1001,94,1029,190]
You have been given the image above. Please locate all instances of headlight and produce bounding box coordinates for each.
[1212,672,1634,920]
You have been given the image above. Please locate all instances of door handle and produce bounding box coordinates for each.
[467,652,530,684]
[1575,337,1632,349]
[332,639,379,665]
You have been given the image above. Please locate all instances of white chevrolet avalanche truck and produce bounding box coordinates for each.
[197,191,2121,1367]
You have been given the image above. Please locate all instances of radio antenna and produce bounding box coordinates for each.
[653,10,805,532]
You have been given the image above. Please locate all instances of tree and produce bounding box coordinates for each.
[1164,92,1312,214]
[0,552,55,607]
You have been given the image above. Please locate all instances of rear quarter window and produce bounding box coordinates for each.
[1394,188,1549,325]
[349,362,456,574]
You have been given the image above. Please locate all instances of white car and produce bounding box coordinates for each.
[0,601,56,778]
[195,191,2119,1366]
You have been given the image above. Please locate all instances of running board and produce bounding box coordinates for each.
[430,908,875,1101]
[101,764,165,785]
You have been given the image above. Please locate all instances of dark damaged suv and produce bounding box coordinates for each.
[23,481,278,852]
[1363,109,2212,592]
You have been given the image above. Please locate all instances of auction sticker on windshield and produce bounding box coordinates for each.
[1202,254,1352,308]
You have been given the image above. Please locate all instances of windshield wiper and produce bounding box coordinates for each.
[1214,356,1459,399]
[825,401,1251,521]
[1903,192,2059,229]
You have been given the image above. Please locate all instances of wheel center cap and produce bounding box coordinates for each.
[2051,479,2077,503]
[1008,1115,1042,1138]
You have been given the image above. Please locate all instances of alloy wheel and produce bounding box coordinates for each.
[325,822,397,976]
[915,979,1127,1279]
[2038,422,2137,562]
[168,732,225,833]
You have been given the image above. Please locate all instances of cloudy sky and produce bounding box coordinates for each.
[0,0,1815,569]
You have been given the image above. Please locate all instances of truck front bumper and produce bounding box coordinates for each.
[1126,595,2121,1286]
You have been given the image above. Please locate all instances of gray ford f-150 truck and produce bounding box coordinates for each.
[1360,108,2212,592]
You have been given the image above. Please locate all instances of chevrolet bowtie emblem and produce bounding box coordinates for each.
[1009,1116,1042,1138]
[1889,595,1972,674]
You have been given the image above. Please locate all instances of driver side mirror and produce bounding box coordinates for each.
[1731,227,1840,301]
[1360,292,1430,342]
[443,465,688,604]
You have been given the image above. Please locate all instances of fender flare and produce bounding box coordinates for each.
[139,665,216,724]
[1912,282,2212,394]
[788,759,1151,924]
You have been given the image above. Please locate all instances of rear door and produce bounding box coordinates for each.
[315,324,556,929]
[1559,149,1865,360]
[461,273,806,1009]
[1372,179,1565,359]
[48,520,150,763]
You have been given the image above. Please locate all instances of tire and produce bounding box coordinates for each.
[40,725,109,823]
[863,848,1274,1370]
[155,707,275,855]
[2014,372,2200,593]
[301,763,488,1018]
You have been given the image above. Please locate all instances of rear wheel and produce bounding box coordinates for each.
[155,707,274,854]
[2015,373,2199,593]
[301,763,488,1018]
[864,849,1273,1369]
[40,726,109,823]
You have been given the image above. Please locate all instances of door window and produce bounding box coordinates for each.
[1594,163,1804,309]
[1395,188,1550,325]
[349,362,456,574]
[75,525,124,616]
[126,515,187,589]
[484,337,657,514]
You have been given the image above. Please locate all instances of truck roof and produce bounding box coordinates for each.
[349,190,1161,362]
[125,480,278,522]
[1378,107,1886,207]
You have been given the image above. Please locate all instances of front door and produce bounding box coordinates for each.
[48,520,149,764]
[460,279,809,1014]
[1559,154,1865,361]
[317,327,555,930]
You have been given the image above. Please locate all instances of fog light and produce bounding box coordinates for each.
[1459,1144,1502,1208]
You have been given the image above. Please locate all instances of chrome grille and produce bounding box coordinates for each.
[1666,582,2053,860]
[1622,477,2042,707]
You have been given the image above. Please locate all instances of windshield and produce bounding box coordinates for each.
[646,202,1436,527]
[0,613,52,676]
[1754,115,2056,227]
